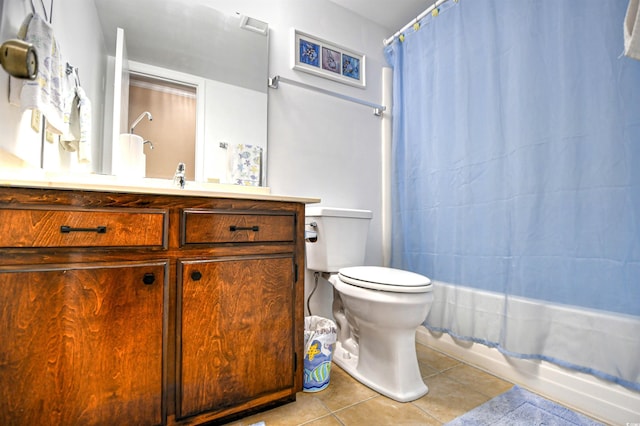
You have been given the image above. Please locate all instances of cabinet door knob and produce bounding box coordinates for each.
[143,273,156,285]
[191,271,202,281]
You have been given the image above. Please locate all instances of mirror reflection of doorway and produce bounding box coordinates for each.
[128,74,196,181]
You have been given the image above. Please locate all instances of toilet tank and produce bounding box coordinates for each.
[305,207,372,272]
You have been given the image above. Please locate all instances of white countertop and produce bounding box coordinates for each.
[0,170,320,204]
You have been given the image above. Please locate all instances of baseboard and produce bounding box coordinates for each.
[416,326,640,425]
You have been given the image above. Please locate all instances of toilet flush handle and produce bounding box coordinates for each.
[305,222,318,242]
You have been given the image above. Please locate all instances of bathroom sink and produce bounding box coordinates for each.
[137,177,271,195]
[0,171,271,197]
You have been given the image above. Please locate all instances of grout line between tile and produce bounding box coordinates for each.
[329,394,380,415]
[298,412,345,426]
[410,404,445,425]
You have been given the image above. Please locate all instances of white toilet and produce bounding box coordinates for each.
[305,207,433,402]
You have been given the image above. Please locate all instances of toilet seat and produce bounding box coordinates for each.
[338,266,432,293]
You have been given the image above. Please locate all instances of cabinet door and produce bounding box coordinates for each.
[178,256,294,419]
[0,262,166,426]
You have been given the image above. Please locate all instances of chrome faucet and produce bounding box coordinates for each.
[174,162,186,189]
[130,111,153,134]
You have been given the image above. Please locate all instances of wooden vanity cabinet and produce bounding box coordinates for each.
[0,187,306,426]
[177,256,295,420]
[0,262,166,426]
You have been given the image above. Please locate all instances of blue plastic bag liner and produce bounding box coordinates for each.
[303,316,337,392]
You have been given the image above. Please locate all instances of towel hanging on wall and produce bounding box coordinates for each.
[624,0,640,59]
[60,84,92,164]
[9,13,68,134]
[227,144,262,186]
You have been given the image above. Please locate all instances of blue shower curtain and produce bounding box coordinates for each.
[385,0,640,390]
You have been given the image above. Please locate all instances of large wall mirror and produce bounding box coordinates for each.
[0,0,269,186]
[95,0,269,186]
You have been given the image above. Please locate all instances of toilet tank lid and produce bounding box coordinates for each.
[305,206,372,219]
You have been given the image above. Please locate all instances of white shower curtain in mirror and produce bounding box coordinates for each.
[385,0,640,391]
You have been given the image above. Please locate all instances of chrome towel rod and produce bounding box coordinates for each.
[268,75,386,116]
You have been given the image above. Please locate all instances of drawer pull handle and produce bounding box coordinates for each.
[60,225,107,234]
[142,273,156,285]
[229,225,259,232]
[191,271,202,281]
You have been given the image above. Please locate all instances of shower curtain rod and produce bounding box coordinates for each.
[383,0,450,46]
[268,75,386,116]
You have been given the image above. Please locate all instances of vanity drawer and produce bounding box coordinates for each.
[0,207,167,248]
[182,210,295,244]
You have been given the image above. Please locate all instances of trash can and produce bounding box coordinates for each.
[303,315,337,392]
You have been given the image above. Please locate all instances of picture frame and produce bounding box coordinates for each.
[291,29,366,88]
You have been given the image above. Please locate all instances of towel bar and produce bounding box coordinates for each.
[268,75,386,116]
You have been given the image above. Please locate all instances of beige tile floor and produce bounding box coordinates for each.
[226,343,514,425]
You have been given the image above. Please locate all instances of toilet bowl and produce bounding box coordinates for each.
[329,266,433,402]
[305,207,433,402]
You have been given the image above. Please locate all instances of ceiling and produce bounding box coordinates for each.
[327,0,435,33]
[94,0,269,92]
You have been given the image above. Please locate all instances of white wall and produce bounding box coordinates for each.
[209,0,391,317]
[204,79,267,184]
[0,0,106,172]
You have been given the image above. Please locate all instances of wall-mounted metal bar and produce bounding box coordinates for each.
[268,75,386,116]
